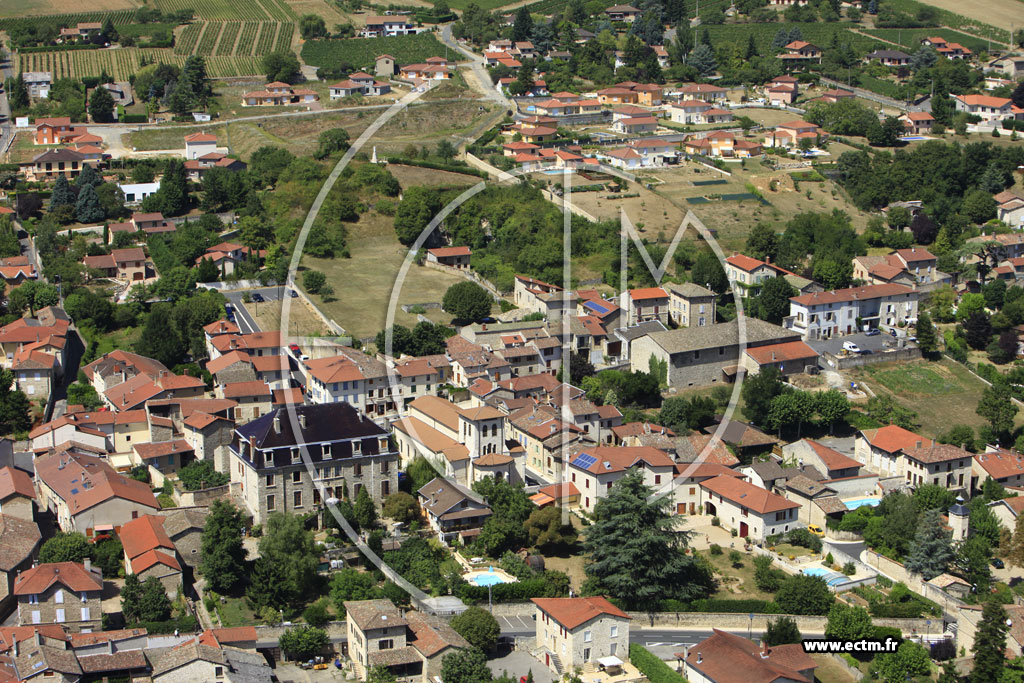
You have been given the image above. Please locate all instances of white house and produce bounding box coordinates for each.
[532,597,631,674]
[699,474,801,541]
[567,446,675,512]
[118,182,160,206]
[785,283,918,340]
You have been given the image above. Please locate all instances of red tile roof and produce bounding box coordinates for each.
[861,425,926,454]
[685,629,815,682]
[221,381,272,398]
[802,439,860,472]
[35,452,159,514]
[903,442,970,465]
[790,283,914,306]
[975,449,1024,481]
[700,474,800,514]
[131,549,181,573]
[629,287,668,301]
[119,514,175,561]
[428,246,471,258]
[531,596,630,629]
[744,341,818,365]
[0,467,34,501]
[570,445,674,474]
[14,562,102,594]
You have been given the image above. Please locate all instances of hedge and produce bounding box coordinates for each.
[385,156,489,179]
[120,114,148,123]
[457,577,562,603]
[661,598,781,613]
[629,643,686,683]
[132,614,198,634]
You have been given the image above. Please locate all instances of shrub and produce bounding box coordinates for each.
[842,562,856,576]
[709,544,723,556]
[711,516,720,526]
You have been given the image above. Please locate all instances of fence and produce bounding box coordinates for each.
[824,346,921,370]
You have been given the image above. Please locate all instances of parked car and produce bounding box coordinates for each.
[808,524,824,537]
[289,289,298,298]
[842,341,861,353]
[889,329,898,337]
[865,329,881,336]
[991,558,1005,569]
[252,292,265,303]
[288,343,300,354]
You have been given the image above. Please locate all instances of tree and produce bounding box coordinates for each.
[977,383,1018,440]
[120,573,144,623]
[741,366,785,426]
[303,270,326,294]
[512,6,533,42]
[313,128,350,160]
[763,616,801,645]
[50,175,76,209]
[774,575,834,615]
[302,600,330,628]
[75,183,105,223]
[916,312,938,355]
[367,666,398,683]
[299,13,328,38]
[815,390,850,434]
[442,281,492,322]
[39,532,92,564]
[1007,513,1024,568]
[436,139,457,162]
[751,276,795,324]
[259,512,320,606]
[75,164,101,189]
[904,508,953,580]
[691,250,727,293]
[353,486,378,530]
[746,223,778,262]
[8,280,59,316]
[200,500,246,593]
[812,257,853,290]
[440,647,492,683]
[135,303,185,368]
[382,491,419,523]
[154,158,189,216]
[262,51,302,84]
[582,470,714,610]
[68,382,103,410]
[279,626,329,661]
[525,506,578,550]
[393,186,441,246]
[139,576,172,621]
[197,257,219,282]
[330,569,381,610]
[868,116,904,147]
[825,603,874,640]
[178,460,229,490]
[89,86,115,123]
[6,75,28,112]
[875,641,931,683]
[909,213,938,244]
[972,599,1009,681]
[450,607,500,651]
[688,44,717,77]
[963,189,997,224]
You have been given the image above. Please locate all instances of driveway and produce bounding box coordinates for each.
[439,25,513,110]
[488,650,555,683]
[807,331,911,358]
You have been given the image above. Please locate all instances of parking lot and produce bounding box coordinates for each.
[807,330,915,358]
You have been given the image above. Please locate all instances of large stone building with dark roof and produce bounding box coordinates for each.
[229,403,399,524]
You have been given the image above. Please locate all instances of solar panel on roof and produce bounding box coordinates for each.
[572,453,597,469]
[70,488,79,494]
[586,302,610,314]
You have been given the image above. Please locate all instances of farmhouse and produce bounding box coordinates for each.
[699,475,801,541]
[240,82,319,106]
[785,283,919,339]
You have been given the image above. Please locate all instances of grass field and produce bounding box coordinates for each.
[886,0,1012,42]
[16,47,262,79]
[300,33,452,72]
[300,211,476,340]
[848,357,1015,437]
[701,548,776,602]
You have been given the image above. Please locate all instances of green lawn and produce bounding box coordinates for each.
[701,548,776,602]
[216,596,257,627]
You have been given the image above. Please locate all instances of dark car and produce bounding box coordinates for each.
[991,558,1005,569]
[289,289,298,298]
[252,292,265,303]
[859,349,873,355]
[889,328,898,337]
[865,329,881,336]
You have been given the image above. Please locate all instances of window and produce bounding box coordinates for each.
[293,491,303,508]
[266,474,275,487]
[323,444,332,460]
[610,642,617,656]
[291,448,300,463]
[215,666,224,678]
[584,630,592,642]
[654,475,661,485]
[267,495,275,511]
[610,625,618,637]
[28,594,38,605]
[381,481,390,496]
[81,607,90,621]
[381,461,389,474]
[266,452,274,466]
[80,592,87,603]
[379,639,394,650]
[354,463,362,477]
[292,471,302,483]
[55,590,63,604]
[31,611,39,624]
[55,608,65,623]
[353,440,362,454]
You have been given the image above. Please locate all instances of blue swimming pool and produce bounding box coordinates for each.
[844,497,881,510]
[468,568,513,587]
[803,567,850,587]
[900,136,930,141]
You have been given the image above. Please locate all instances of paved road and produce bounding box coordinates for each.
[223,286,289,334]
[439,25,514,111]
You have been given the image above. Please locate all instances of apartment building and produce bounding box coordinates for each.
[785,284,918,340]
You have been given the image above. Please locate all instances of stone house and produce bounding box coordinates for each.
[417,476,491,544]
[160,507,208,569]
[14,561,103,633]
[699,474,801,541]
[621,287,669,326]
[667,282,716,328]
[230,403,399,525]
[531,597,631,675]
[0,467,36,520]
[119,514,182,598]
[567,446,675,513]
[219,381,272,423]
[152,639,273,683]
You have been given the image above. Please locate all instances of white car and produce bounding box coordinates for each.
[842,341,861,354]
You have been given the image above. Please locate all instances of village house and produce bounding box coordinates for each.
[30,148,89,180]
[612,115,658,135]
[604,4,641,21]
[183,132,217,159]
[621,287,669,326]
[34,452,160,536]
[33,116,71,144]
[567,445,675,512]
[667,282,716,327]
[14,561,103,633]
[952,94,1022,122]
[700,474,801,540]
[344,599,469,682]
[531,597,631,675]
[778,40,823,65]
[230,403,399,524]
[630,318,802,388]
[766,75,799,105]
[852,247,948,288]
[683,629,816,683]
[899,111,935,135]
[866,49,912,66]
[676,83,728,103]
[399,61,452,80]
[903,443,972,492]
[785,283,919,339]
[329,72,391,98]
[417,476,492,544]
[22,72,52,99]
[770,119,822,147]
[854,424,926,478]
[922,36,971,60]
[974,448,1024,489]
[426,246,471,270]
[361,14,417,37]
[118,514,182,598]
[240,82,319,106]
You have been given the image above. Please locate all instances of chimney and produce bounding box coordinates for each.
[299,414,307,430]
[83,558,91,573]
[273,415,281,434]
[697,652,702,664]
[34,631,42,647]
[12,640,16,658]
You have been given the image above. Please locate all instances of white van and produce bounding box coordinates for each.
[842,341,861,353]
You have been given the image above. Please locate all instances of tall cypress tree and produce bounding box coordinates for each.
[971,600,1008,682]
[75,183,106,223]
[904,508,954,580]
[50,175,76,209]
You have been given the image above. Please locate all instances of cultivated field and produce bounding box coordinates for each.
[151,0,297,21]
[300,33,453,73]
[15,47,262,79]
[910,0,1021,41]
[174,20,294,57]
[0,0,138,18]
